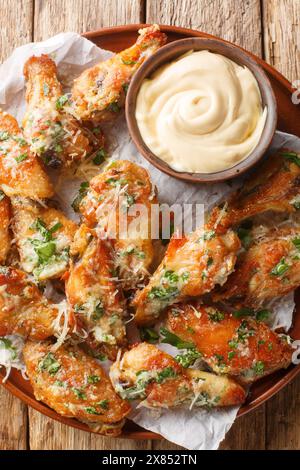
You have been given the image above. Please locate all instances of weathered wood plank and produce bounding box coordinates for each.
[34,0,145,40]
[263,0,300,82]
[0,0,33,450]
[147,0,262,55]
[0,0,33,62]
[266,374,300,449]
[30,0,149,451]
[146,0,265,450]
[0,386,28,450]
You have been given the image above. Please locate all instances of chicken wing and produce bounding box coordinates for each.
[208,150,300,233]
[11,197,77,281]
[23,340,131,436]
[164,302,293,383]
[110,342,246,408]
[71,25,167,123]
[0,266,58,339]
[213,225,300,307]
[23,55,102,167]
[0,193,11,264]
[0,109,53,199]
[66,224,126,360]
[79,160,157,291]
[132,226,240,325]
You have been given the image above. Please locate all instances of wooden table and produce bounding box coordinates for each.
[0,0,299,451]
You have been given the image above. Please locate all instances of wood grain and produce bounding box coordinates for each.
[146,0,262,55]
[0,386,28,450]
[33,0,145,40]
[0,0,33,62]
[263,0,300,82]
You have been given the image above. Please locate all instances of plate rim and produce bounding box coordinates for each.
[1,23,299,440]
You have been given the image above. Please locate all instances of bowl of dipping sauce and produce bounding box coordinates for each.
[125,37,277,182]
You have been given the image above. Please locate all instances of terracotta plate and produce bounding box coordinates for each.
[1,24,300,440]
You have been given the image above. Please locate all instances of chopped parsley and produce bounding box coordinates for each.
[85,406,101,415]
[292,237,300,250]
[56,94,69,110]
[208,310,225,322]
[72,388,87,400]
[156,367,177,384]
[139,327,159,344]
[237,226,252,249]
[160,328,195,349]
[38,353,61,375]
[281,151,300,167]
[107,101,120,113]
[87,375,101,384]
[199,230,215,241]
[270,258,289,277]
[233,307,255,319]
[97,399,109,409]
[93,148,107,165]
[15,153,28,163]
[256,309,270,321]
[0,338,17,359]
[252,361,265,375]
[71,181,89,212]
[121,58,137,65]
[0,131,10,141]
[175,348,201,368]
[147,285,178,301]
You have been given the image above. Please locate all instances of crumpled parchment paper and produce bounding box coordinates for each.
[0,32,299,451]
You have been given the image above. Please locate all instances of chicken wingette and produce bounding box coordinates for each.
[0,109,53,199]
[132,226,240,325]
[11,197,77,281]
[23,55,102,167]
[208,150,300,233]
[0,193,11,264]
[79,160,157,291]
[71,25,167,122]
[164,302,293,383]
[66,224,126,360]
[213,225,300,307]
[110,342,246,408]
[23,340,131,436]
[0,266,59,340]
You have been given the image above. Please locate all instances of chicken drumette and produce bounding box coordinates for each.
[71,25,167,123]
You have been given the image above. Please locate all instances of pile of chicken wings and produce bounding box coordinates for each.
[0,25,298,436]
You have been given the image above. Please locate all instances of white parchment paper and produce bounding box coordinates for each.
[0,32,299,450]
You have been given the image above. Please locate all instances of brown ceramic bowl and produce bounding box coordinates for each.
[126,37,277,183]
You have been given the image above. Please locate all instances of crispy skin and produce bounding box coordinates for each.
[71,25,167,122]
[0,194,11,263]
[80,160,157,291]
[213,226,300,307]
[0,110,53,199]
[23,340,131,436]
[208,151,300,233]
[0,267,58,339]
[66,224,126,360]
[165,302,293,383]
[11,197,77,281]
[23,55,102,167]
[110,342,246,408]
[132,226,240,325]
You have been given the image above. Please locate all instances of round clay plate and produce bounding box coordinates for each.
[1,24,300,440]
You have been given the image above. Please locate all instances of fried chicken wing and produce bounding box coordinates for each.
[0,267,58,339]
[23,340,131,436]
[213,226,300,307]
[164,302,293,383]
[71,25,167,122]
[132,226,240,325]
[79,160,157,291]
[0,193,11,264]
[23,55,102,167]
[11,197,77,281]
[110,342,246,408]
[66,224,126,360]
[208,150,300,233]
[0,109,53,199]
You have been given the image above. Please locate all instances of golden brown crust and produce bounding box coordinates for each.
[0,195,11,263]
[23,340,131,436]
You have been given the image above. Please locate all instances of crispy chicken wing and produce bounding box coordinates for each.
[66,224,126,360]
[23,55,102,167]
[0,109,53,199]
[213,226,300,307]
[71,25,167,122]
[132,226,240,325]
[0,266,58,339]
[79,160,157,291]
[208,150,300,233]
[23,340,131,436]
[110,342,246,408]
[0,193,11,264]
[164,302,293,383]
[11,197,77,281]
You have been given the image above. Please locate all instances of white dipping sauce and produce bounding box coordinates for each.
[135,50,268,173]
